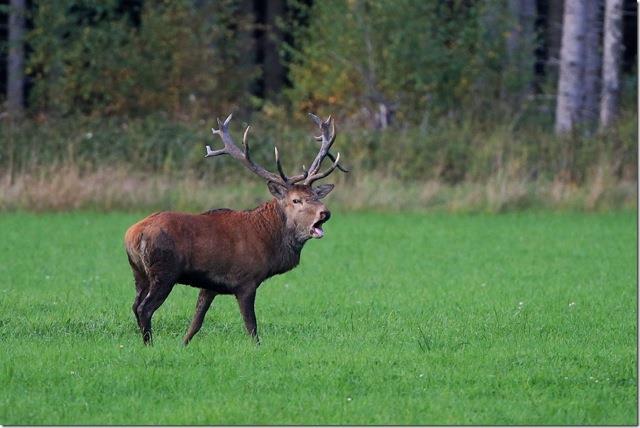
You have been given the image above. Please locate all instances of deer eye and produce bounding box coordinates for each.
[292,198,302,205]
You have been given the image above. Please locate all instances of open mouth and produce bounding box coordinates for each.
[310,219,327,239]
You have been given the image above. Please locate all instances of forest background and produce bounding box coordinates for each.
[0,0,637,212]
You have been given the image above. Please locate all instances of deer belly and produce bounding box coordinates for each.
[177,270,237,294]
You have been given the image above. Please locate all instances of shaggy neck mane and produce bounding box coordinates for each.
[249,199,302,246]
[203,199,305,274]
[246,199,304,274]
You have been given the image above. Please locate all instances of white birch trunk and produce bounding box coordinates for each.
[555,0,588,134]
[599,0,623,129]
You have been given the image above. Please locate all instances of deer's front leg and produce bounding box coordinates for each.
[183,289,217,346]
[236,287,259,343]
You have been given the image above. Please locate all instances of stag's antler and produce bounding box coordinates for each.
[304,113,348,185]
[205,113,347,187]
[206,114,289,185]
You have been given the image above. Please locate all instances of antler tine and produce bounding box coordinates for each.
[326,152,350,173]
[273,145,311,184]
[308,112,323,127]
[306,113,335,175]
[205,114,284,185]
[242,125,252,158]
[205,126,227,157]
[274,146,289,182]
[305,152,341,185]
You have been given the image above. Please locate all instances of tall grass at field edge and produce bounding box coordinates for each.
[0,164,635,212]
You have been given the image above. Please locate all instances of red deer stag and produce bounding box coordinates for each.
[124,113,346,345]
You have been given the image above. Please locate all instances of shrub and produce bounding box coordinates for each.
[285,0,527,125]
[27,0,256,118]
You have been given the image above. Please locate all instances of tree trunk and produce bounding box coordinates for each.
[582,0,603,127]
[555,0,588,134]
[7,0,26,119]
[599,0,623,129]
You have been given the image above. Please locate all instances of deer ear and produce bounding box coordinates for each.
[267,181,288,199]
[314,184,334,199]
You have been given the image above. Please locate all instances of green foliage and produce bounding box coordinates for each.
[285,0,528,124]
[0,211,636,424]
[27,0,256,117]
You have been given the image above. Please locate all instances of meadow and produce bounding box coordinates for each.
[0,209,636,425]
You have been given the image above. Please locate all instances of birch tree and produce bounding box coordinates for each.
[599,0,623,129]
[555,0,587,134]
[7,0,26,119]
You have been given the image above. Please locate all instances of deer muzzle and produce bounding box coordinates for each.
[310,210,331,239]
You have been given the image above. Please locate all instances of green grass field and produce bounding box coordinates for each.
[0,210,636,425]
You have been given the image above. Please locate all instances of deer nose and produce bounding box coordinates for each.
[320,210,331,221]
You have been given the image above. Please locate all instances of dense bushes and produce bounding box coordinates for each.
[27,0,255,117]
[20,0,539,123]
[286,1,524,124]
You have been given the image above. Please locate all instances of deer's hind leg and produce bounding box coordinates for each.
[128,256,149,332]
[135,243,179,345]
[136,274,176,345]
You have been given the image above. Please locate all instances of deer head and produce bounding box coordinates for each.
[205,113,348,241]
